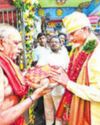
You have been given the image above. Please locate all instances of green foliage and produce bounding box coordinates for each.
[13,0,39,11]
[13,0,23,9]
[83,40,97,54]
[12,0,39,68]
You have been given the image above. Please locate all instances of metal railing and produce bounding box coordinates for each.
[0,7,20,28]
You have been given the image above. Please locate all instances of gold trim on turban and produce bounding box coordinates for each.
[63,12,91,34]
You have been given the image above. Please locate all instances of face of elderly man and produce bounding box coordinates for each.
[0,24,23,60]
[67,27,89,45]
[63,12,91,45]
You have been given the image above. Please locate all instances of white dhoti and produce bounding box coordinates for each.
[44,85,64,125]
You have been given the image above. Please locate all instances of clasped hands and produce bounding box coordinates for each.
[31,67,69,89]
[25,66,69,98]
[49,67,70,88]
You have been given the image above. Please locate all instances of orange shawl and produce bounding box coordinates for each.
[0,53,28,125]
[56,52,91,125]
[69,61,91,125]
[0,53,28,97]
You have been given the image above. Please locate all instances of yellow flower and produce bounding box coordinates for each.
[24,0,31,4]
[19,31,22,36]
[23,12,29,19]
[26,19,34,26]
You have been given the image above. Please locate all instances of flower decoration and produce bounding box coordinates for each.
[68,40,97,82]
[83,40,97,54]
[13,0,39,68]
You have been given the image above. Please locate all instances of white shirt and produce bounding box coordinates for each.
[47,47,69,96]
[33,45,50,66]
[34,45,69,96]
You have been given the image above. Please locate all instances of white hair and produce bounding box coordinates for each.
[0,23,21,42]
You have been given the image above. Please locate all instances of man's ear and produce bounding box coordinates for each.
[83,27,90,37]
[0,39,4,51]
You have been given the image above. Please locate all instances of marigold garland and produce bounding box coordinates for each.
[68,40,97,82]
[12,1,39,124]
[12,0,39,68]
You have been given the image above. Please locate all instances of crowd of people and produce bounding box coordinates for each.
[0,11,100,125]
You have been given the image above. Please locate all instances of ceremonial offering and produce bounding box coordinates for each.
[25,65,51,83]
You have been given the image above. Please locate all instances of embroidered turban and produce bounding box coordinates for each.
[62,11,91,34]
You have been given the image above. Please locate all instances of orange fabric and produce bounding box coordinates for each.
[0,53,27,125]
[69,64,91,125]
[0,53,28,97]
[12,116,26,125]
[56,51,89,122]
[56,92,69,120]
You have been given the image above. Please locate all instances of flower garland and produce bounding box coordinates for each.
[13,0,39,68]
[13,0,39,45]
[56,40,97,122]
[68,51,88,81]
[12,1,39,124]
[68,39,97,82]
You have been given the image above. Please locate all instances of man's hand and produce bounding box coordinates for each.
[31,78,52,100]
[50,67,69,87]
